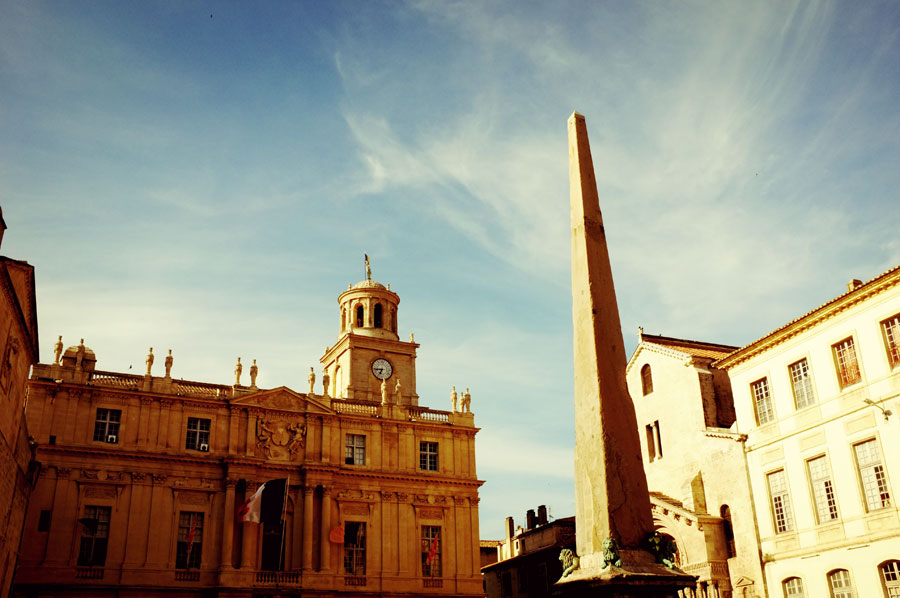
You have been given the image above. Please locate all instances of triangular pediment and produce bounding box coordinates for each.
[734,577,754,586]
[231,386,333,414]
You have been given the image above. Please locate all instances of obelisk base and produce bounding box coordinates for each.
[554,550,694,598]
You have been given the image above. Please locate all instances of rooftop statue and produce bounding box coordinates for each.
[165,350,173,378]
[234,357,242,386]
[145,347,154,376]
[308,367,316,394]
[53,335,63,365]
[250,359,258,387]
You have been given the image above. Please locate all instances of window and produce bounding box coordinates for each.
[807,456,838,522]
[175,512,203,569]
[38,510,51,532]
[767,469,794,533]
[343,522,366,575]
[356,305,364,328]
[789,359,816,409]
[374,303,383,328]
[720,505,735,558]
[883,314,900,369]
[783,577,804,597]
[828,569,855,598]
[185,417,211,451]
[93,408,121,443]
[501,571,512,597]
[645,424,656,461]
[345,434,366,465]
[881,560,900,598]
[641,364,653,395]
[833,337,861,388]
[419,441,438,471]
[77,506,111,566]
[421,525,441,577]
[854,439,891,510]
[751,378,774,424]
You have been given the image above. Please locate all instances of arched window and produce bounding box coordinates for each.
[720,505,735,558]
[356,305,364,328]
[782,577,804,597]
[880,560,900,597]
[828,569,855,598]
[374,303,383,328]
[641,364,653,395]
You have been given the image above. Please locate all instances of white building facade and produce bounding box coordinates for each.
[716,267,900,598]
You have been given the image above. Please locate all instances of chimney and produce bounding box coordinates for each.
[537,505,548,525]
[526,509,537,530]
[505,516,514,542]
[847,279,863,292]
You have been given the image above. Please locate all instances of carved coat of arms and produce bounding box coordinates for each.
[257,418,306,460]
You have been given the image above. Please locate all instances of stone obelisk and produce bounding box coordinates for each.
[557,112,693,597]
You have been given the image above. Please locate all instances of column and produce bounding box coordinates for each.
[240,483,258,569]
[228,408,240,454]
[220,480,236,568]
[319,487,331,571]
[246,410,257,456]
[302,486,314,571]
[320,417,331,463]
[157,400,171,449]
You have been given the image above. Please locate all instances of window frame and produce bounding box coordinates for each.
[767,468,795,534]
[343,521,366,576]
[806,455,839,523]
[77,505,111,567]
[853,438,891,511]
[788,358,816,409]
[879,560,900,598]
[832,336,862,389]
[419,441,439,472]
[421,525,442,578]
[751,377,775,425]
[345,434,366,466]
[782,576,804,597]
[881,313,900,369]
[175,511,204,569]
[640,364,653,395]
[92,408,121,443]
[827,568,856,598]
[185,417,211,452]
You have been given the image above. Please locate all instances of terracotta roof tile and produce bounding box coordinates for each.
[641,333,738,360]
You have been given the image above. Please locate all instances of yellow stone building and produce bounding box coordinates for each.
[626,333,765,598]
[15,273,484,598]
[715,268,900,598]
[0,209,39,597]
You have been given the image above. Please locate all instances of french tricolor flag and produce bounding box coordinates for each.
[237,479,287,524]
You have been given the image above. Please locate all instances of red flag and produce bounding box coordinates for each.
[329,524,345,544]
[426,531,439,565]
[185,515,198,568]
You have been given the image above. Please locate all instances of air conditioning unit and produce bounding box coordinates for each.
[106,435,117,443]
[199,443,209,452]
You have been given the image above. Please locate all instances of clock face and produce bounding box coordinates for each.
[372,358,393,380]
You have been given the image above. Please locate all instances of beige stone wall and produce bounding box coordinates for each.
[723,273,900,598]
[627,344,766,597]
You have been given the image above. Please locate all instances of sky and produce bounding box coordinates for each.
[2,1,899,540]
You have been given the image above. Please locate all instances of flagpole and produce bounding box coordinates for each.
[278,474,290,572]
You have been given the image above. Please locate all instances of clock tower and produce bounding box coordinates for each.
[320,270,419,404]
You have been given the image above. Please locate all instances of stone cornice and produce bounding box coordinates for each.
[715,265,900,370]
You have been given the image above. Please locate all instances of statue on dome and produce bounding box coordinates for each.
[250,359,258,387]
[145,347,154,375]
[75,339,86,369]
[451,386,458,412]
[308,367,316,394]
[234,357,242,385]
[53,335,63,365]
[165,349,173,378]
[365,253,372,281]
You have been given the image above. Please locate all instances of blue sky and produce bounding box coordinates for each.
[2,1,899,540]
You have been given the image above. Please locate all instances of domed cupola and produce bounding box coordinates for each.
[337,257,400,341]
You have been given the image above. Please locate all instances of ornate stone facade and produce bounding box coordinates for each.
[15,274,483,598]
